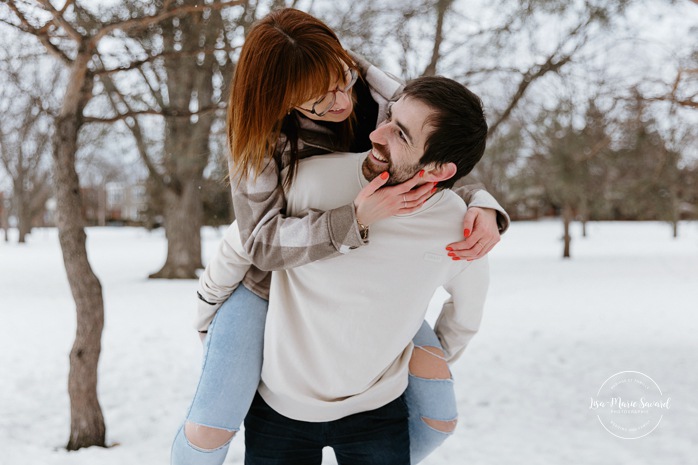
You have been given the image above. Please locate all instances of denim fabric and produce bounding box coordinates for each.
[171,287,456,465]
[171,285,268,465]
[244,393,410,465]
[406,321,458,464]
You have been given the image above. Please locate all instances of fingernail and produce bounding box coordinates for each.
[452,257,461,261]
[380,172,389,180]
[433,182,438,186]
[447,252,455,257]
[464,229,471,237]
[419,170,425,177]
[445,247,453,251]
[466,259,473,262]
[431,187,437,193]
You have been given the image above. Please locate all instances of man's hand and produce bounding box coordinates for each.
[445,207,500,261]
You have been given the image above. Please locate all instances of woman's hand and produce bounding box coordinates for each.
[354,170,435,226]
[446,207,500,261]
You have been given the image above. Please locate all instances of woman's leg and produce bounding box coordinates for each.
[171,285,268,465]
[404,321,458,464]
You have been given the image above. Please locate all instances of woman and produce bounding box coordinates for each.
[171,8,508,465]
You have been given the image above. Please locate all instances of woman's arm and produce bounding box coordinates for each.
[233,156,433,272]
[195,222,252,331]
[233,156,361,272]
[448,184,511,260]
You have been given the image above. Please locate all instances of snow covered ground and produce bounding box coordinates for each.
[1,220,697,465]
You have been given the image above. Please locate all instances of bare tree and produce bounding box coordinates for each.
[0,0,241,450]
[0,58,54,243]
[96,0,255,278]
[528,98,611,258]
[0,191,9,241]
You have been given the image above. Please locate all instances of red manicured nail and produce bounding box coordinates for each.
[464,229,471,238]
[452,257,461,261]
[431,187,437,193]
[419,170,425,177]
[448,252,455,257]
[445,247,453,251]
[380,172,389,180]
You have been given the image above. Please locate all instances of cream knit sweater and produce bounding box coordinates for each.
[257,152,489,421]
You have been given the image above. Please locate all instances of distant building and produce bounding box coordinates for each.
[106,182,147,224]
[43,182,149,227]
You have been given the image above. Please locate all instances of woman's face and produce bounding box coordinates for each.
[295,66,357,123]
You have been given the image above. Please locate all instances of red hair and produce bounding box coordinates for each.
[227,8,355,185]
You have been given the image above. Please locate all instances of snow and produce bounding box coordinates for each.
[1,221,697,465]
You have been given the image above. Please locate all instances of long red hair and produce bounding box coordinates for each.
[228,8,355,184]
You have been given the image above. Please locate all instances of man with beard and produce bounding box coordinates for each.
[239,76,491,464]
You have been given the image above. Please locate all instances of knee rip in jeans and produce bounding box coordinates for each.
[409,345,451,380]
[421,417,458,433]
[184,421,236,450]
[410,345,457,433]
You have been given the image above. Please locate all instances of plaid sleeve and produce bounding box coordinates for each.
[452,184,511,233]
[231,156,365,272]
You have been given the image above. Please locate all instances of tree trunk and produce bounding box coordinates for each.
[149,180,203,279]
[670,182,679,238]
[0,194,7,242]
[422,0,454,77]
[16,191,29,243]
[53,53,106,451]
[562,204,572,259]
[580,196,588,238]
[147,5,218,279]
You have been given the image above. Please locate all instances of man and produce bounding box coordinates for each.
[244,76,490,464]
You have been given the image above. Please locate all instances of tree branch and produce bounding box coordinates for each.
[90,1,244,45]
[83,105,225,124]
[93,44,240,76]
[4,1,73,64]
[37,0,83,41]
[422,0,454,77]
[487,14,591,137]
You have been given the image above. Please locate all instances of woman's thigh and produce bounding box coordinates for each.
[186,285,269,431]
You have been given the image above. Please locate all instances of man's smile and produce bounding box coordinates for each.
[370,147,389,165]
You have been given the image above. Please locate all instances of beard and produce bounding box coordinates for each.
[361,146,423,186]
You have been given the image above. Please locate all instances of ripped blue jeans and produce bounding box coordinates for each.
[171,285,457,465]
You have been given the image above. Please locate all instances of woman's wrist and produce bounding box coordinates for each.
[353,202,370,240]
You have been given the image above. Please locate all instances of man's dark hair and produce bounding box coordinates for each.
[402,76,487,189]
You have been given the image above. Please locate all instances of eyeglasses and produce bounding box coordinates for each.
[299,68,358,117]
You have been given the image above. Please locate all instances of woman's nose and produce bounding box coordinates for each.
[333,89,351,108]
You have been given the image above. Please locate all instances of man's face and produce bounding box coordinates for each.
[362,96,435,186]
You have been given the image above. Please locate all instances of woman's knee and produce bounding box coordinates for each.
[184,421,236,450]
[409,345,451,380]
[409,345,457,433]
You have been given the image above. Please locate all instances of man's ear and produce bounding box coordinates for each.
[423,162,457,182]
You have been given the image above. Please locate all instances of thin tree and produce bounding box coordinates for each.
[0,57,54,243]
[0,0,240,450]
